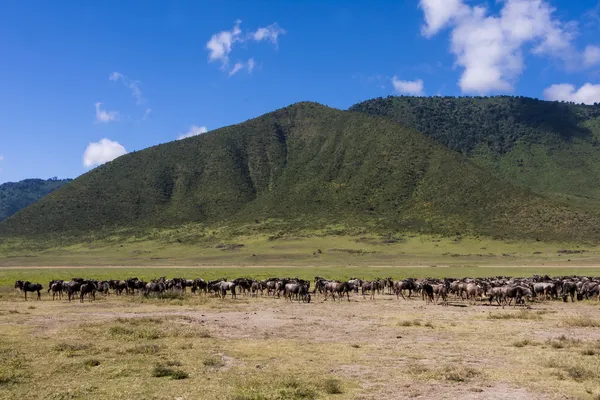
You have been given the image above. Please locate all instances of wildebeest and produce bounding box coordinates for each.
[144,281,166,297]
[48,280,64,300]
[324,281,354,302]
[14,280,43,300]
[80,280,98,303]
[394,279,417,299]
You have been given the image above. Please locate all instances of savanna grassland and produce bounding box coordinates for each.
[2,267,600,400]
[2,97,600,399]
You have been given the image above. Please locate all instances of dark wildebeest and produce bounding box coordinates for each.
[283,282,311,303]
[64,279,84,302]
[144,281,166,297]
[15,280,42,301]
[48,280,64,300]
[561,281,578,303]
[361,281,377,300]
[233,278,252,296]
[421,283,435,304]
[250,280,265,297]
[98,281,110,296]
[80,280,97,303]
[191,278,208,294]
[324,281,354,302]
[394,279,417,299]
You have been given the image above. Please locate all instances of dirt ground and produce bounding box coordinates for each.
[1,291,600,400]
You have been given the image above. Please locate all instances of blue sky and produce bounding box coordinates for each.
[1,0,600,183]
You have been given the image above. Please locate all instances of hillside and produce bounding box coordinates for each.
[0,178,72,222]
[1,102,600,243]
[350,96,600,201]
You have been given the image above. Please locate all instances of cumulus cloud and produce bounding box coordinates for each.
[419,0,469,37]
[109,72,143,104]
[95,102,119,123]
[391,77,424,95]
[177,125,208,140]
[206,20,242,66]
[83,138,127,168]
[584,45,600,67]
[206,21,285,71]
[419,0,577,94]
[251,23,286,45]
[543,83,600,104]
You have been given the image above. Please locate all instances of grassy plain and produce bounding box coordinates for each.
[2,233,600,268]
[2,280,600,400]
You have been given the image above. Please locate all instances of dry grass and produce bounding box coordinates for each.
[2,279,600,399]
[513,339,538,348]
[561,315,600,328]
[487,310,544,320]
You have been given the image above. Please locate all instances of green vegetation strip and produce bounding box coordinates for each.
[3,266,600,289]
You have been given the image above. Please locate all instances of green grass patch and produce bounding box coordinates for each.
[151,363,188,380]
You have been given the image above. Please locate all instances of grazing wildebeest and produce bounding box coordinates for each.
[15,280,43,301]
[233,278,252,296]
[561,281,578,303]
[191,278,208,294]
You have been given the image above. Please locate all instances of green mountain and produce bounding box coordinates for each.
[0,178,72,222]
[350,96,600,201]
[1,102,599,243]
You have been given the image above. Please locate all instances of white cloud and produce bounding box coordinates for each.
[584,45,600,67]
[177,125,208,140]
[543,83,600,104]
[419,0,578,94]
[0,155,3,161]
[83,138,127,168]
[229,62,244,76]
[251,23,286,45]
[391,76,424,95]
[109,72,143,104]
[142,108,152,120]
[206,20,242,66]
[419,0,469,37]
[206,21,285,71]
[95,102,119,123]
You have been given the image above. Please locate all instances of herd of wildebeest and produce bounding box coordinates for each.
[12,274,600,307]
